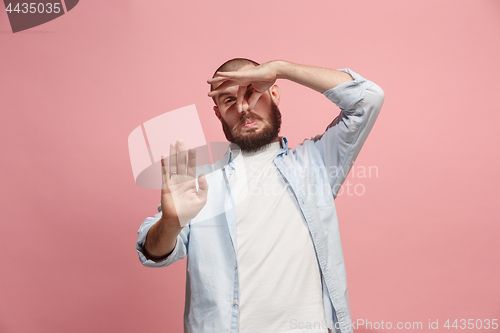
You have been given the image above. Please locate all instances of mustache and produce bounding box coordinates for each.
[238,112,263,126]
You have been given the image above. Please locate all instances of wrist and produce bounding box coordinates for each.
[269,60,289,80]
[158,216,183,232]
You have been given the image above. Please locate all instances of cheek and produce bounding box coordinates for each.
[255,96,269,108]
[222,113,240,128]
[254,100,273,120]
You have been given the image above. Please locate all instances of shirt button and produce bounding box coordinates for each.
[233,300,238,305]
[234,264,237,269]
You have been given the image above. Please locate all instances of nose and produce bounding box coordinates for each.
[239,101,250,113]
[238,87,253,113]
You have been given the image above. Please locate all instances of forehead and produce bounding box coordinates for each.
[213,63,256,100]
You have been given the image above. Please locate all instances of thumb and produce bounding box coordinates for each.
[197,174,209,201]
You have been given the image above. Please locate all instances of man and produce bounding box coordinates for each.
[136,58,385,333]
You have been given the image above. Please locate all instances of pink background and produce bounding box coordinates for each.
[1,1,499,332]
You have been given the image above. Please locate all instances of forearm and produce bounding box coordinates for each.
[143,217,182,260]
[272,60,353,93]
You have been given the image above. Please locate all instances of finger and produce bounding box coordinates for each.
[208,80,239,97]
[169,141,177,178]
[177,139,187,176]
[161,153,169,190]
[213,71,251,79]
[236,85,247,113]
[247,91,263,111]
[207,76,231,84]
[197,174,209,202]
[187,148,197,177]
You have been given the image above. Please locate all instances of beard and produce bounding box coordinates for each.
[220,100,282,153]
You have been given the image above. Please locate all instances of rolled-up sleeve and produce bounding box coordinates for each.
[136,205,189,268]
[313,68,385,199]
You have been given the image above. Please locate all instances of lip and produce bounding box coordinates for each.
[243,120,259,128]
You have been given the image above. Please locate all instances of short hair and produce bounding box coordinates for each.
[210,58,260,104]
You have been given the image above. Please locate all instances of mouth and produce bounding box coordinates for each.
[242,120,259,128]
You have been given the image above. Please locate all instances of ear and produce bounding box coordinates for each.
[269,84,281,106]
[213,105,222,120]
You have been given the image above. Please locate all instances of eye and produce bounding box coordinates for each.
[225,98,235,104]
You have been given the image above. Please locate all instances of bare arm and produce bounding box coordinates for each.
[143,216,182,260]
[208,60,354,112]
[273,60,353,93]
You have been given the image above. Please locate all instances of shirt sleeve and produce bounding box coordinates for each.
[312,68,385,199]
[136,205,189,268]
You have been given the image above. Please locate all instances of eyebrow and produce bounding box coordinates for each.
[217,92,234,104]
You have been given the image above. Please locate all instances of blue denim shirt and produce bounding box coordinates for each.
[136,68,385,333]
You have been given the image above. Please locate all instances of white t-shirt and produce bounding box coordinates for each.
[235,141,327,333]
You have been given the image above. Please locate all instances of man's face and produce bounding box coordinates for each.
[212,65,282,152]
